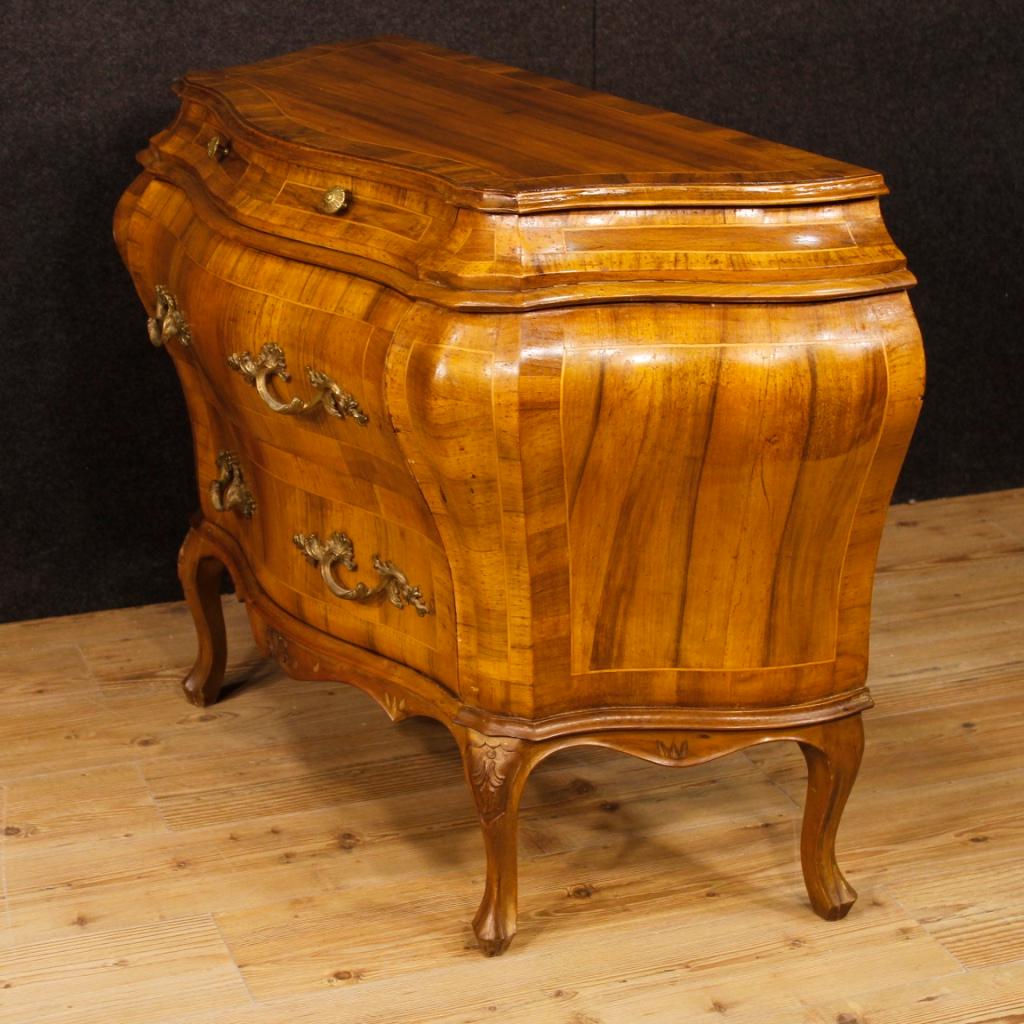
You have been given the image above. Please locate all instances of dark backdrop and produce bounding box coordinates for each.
[2,1,1021,623]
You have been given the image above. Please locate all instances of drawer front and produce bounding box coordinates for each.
[140,180,443,544]
[187,383,458,689]
[118,176,458,689]
[174,231,405,465]
[151,100,456,277]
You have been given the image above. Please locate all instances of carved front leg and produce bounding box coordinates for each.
[798,714,864,920]
[456,729,541,956]
[177,526,228,707]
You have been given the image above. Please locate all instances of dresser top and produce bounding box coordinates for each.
[178,36,885,212]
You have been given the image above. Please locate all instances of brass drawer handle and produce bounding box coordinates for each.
[147,285,191,348]
[227,343,369,425]
[209,450,256,518]
[293,531,431,616]
[206,134,231,161]
[317,185,350,215]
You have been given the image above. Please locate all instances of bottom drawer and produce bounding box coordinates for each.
[192,412,459,692]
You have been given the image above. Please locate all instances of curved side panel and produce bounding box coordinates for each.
[387,307,526,711]
[557,305,888,674]
[389,296,923,719]
[834,292,925,687]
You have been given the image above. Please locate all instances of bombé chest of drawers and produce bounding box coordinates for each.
[114,36,924,955]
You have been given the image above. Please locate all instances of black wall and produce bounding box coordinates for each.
[2,1,1021,623]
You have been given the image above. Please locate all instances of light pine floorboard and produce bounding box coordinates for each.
[0,489,1022,1023]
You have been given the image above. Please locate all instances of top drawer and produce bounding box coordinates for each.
[117,174,443,546]
[137,95,914,309]
[147,100,458,278]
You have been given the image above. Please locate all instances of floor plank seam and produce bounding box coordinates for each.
[135,761,174,834]
[0,782,13,942]
[742,747,804,815]
[809,965,976,1020]
[210,912,259,1005]
[881,884,973,977]
[69,641,106,702]
[0,757,165,787]
[866,682,1024,721]
[992,517,1024,544]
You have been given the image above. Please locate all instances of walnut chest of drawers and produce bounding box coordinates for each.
[114,36,924,955]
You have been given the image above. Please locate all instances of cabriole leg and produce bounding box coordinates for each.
[798,713,864,920]
[457,728,540,956]
[177,525,228,707]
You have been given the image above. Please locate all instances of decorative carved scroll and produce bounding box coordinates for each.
[147,285,191,348]
[227,343,368,424]
[292,530,430,615]
[209,450,256,518]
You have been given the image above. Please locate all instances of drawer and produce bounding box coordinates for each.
[172,238,405,463]
[121,174,444,542]
[118,176,458,688]
[150,100,456,278]
[189,400,459,690]
[135,189,443,544]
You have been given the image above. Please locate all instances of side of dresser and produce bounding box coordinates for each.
[114,173,462,707]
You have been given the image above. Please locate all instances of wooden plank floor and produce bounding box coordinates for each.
[1,489,1022,1024]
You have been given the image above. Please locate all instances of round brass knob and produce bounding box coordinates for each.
[206,134,231,162]
[317,186,351,215]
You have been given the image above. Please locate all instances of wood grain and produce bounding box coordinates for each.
[116,176,460,690]
[129,38,916,308]
[0,489,1021,1020]
[177,37,885,209]
[111,39,925,956]
[390,295,922,719]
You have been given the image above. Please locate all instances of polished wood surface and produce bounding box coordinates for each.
[390,293,922,720]
[118,175,459,689]
[139,37,915,308]
[175,36,885,209]
[113,40,924,954]
[1,491,1021,1021]
[142,112,913,307]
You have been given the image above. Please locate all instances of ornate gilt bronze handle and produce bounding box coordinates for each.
[317,185,351,215]
[147,285,191,348]
[227,343,369,425]
[292,531,431,616]
[209,450,256,518]
[206,134,231,161]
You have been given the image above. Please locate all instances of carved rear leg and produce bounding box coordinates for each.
[798,713,864,920]
[456,729,541,956]
[177,525,228,707]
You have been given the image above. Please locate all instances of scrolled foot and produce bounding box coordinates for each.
[799,714,864,921]
[812,881,857,922]
[177,526,229,707]
[457,729,541,956]
[473,904,516,957]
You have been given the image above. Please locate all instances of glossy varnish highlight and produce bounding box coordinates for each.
[179,36,886,207]
[114,37,924,955]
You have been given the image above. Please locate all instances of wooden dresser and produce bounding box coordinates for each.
[114,36,924,955]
